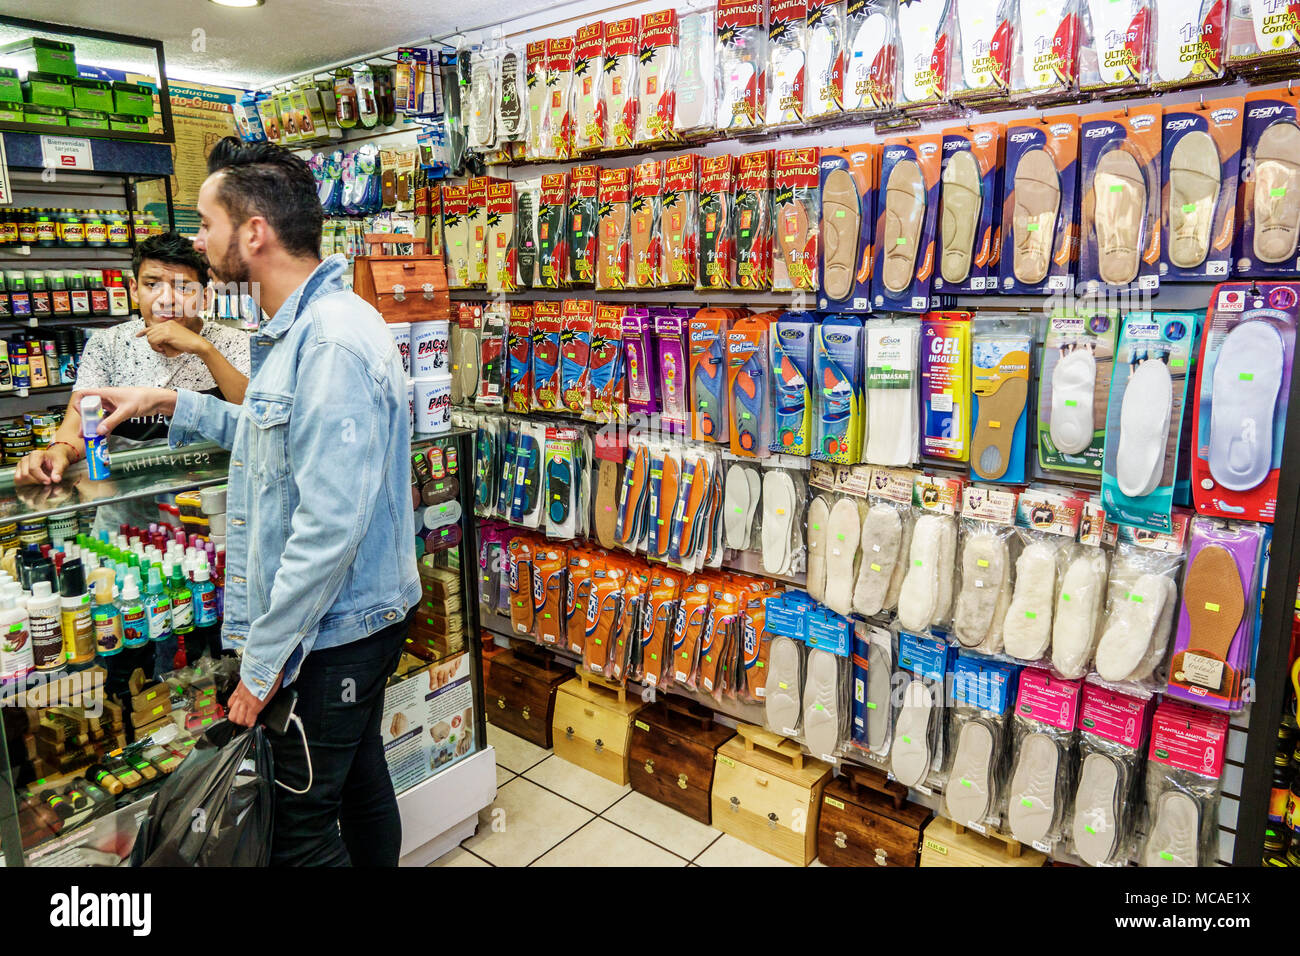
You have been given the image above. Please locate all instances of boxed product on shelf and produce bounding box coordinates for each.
[22,72,73,109]
[483,646,574,748]
[817,769,932,867]
[627,699,735,824]
[552,675,645,784]
[66,109,109,132]
[0,37,77,77]
[919,816,1048,866]
[0,67,18,104]
[23,104,65,127]
[111,81,154,118]
[71,78,112,112]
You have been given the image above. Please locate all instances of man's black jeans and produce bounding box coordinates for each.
[265,611,411,866]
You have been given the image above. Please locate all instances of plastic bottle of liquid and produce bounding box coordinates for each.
[145,565,171,643]
[90,573,123,658]
[168,562,194,638]
[80,394,111,481]
[119,573,148,648]
[28,580,62,671]
[59,558,94,665]
[0,595,33,681]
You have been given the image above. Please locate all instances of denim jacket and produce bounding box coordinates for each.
[169,255,420,699]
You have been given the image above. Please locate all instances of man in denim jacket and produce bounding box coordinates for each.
[76,138,420,866]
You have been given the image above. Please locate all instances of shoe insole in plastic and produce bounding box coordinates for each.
[766,635,803,735]
[1007,732,1060,846]
[1143,790,1201,867]
[945,719,995,827]
[891,678,933,788]
[866,641,892,751]
[1093,148,1146,286]
[972,373,1028,481]
[724,464,754,551]
[1253,121,1300,264]
[594,458,621,549]
[1072,753,1122,866]
[898,514,943,632]
[1169,544,1245,693]
[1168,131,1221,269]
[762,469,796,575]
[822,168,861,301]
[803,648,841,758]
[1209,320,1284,492]
[1117,358,1172,499]
[1003,541,1058,661]
[824,498,861,616]
[883,159,926,293]
[953,531,1009,647]
[1012,148,1060,285]
[777,200,811,289]
[1051,550,1109,678]
[546,457,572,525]
[941,149,982,284]
[806,495,831,604]
[1050,347,1097,455]
[854,503,903,617]
[1095,571,1172,682]
[845,12,887,111]
[766,46,805,127]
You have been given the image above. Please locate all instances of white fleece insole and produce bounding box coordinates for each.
[885,515,913,612]
[745,467,762,546]
[1143,790,1201,867]
[1117,359,1173,498]
[803,648,841,757]
[953,531,1010,647]
[935,518,957,626]
[1007,733,1060,845]
[1072,752,1122,866]
[866,641,893,751]
[1051,550,1109,678]
[1050,348,1097,454]
[806,495,831,604]
[762,470,797,575]
[1003,542,1059,661]
[766,636,803,735]
[1094,572,1174,682]
[724,466,754,550]
[1209,321,1284,492]
[854,504,903,617]
[824,498,861,615]
[945,720,995,827]
[898,514,945,632]
[1132,576,1179,682]
[891,678,934,787]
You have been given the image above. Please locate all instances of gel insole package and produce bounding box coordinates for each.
[944,718,997,828]
[770,313,815,455]
[1101,312,1198,533]
[970,330,1031,483]
[813,315,865,464]
[1191,285,1295,522]
[853,504,904,617]
[865,323,919,466]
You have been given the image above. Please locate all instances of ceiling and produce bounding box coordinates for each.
[0,0,547,88]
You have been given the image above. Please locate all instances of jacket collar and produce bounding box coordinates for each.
[259,254,348,340]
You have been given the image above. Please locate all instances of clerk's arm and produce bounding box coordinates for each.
[66,385,241,452]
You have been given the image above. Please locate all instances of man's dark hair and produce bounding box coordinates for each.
[205,135,323,259]
[132,230,210,280]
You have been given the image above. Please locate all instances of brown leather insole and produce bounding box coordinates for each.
[883,159,926,293]
[594,458,621,549]
[1170,544,1245,694]
[822,168,860,301]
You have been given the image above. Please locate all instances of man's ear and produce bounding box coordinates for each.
[243,216,269,258]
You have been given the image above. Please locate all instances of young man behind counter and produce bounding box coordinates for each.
[13,232,251,487]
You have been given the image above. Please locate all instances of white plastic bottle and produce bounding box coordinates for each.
[28,581,63,672]
[0,595,34,681]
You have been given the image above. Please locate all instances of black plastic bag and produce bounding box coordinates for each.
[130,722,274,867]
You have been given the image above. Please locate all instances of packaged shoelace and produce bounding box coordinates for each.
[1139,700,1228,868]
[950,484,1018,654]
[716,0,768,133]
[1069,683,1152,866]
[1004,670,1081,852]
[943,654,1018,832]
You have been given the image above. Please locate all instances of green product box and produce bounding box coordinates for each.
[22,72,74,109]
[72,79,113,111]
[111,81,154,118]
[0,38,77,77]
[66,108,109,131]
[0,102,22,124]
[109,113,149,134]
[23,104,67,127]
[0,68,20,104]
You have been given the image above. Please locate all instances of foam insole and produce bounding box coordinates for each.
[1051,549,1109,678]
[1094,571,1173,682]
[897,0,947,102]
[1143,790,1201,867]
[1007,733,1060,845]
[766,635,803,734]
[744,467,762,547]
[953,531,1009,648]
[1168,131,1221,269]
[898,514,944,632]
[972,374,1029,481]
[866,641,892,751]
[762,470,797,575]
[1012,148,1061,285]
[767,46,805,127]
[824,499,861,615]
[1209,320,1284,492]
[1252,121,1300,264]
[594,458,621,549]
[854,504,903,617]
[457,328,480,403]
[806,495,831,603]
[803,648,841,757]
[883,159,926,293]
[1117,358,1172,498]
[891,678,933,788]
[846,12,887,111]
[777,200,811,289]
[1003,542,1059,661]
[941,149,982,284]
[675,12,713,131]
[822,168,861,301]
[934,518,957,625]
[597,202,629,288]
[1175,544,1245,688]
[1050,348,1097,455]
[944,720,995,827]
[1019,0,1071,88]
[806,21,838,118]
[884,515,913,611]
[1093,148,1146,286]
[1072,752,1122,866]
[1252,0,1299,50]
[724,465,753,550]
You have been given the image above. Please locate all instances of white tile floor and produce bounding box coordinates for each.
[430,725,794,867]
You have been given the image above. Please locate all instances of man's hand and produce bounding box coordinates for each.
[71,387,178,435]
[227,673,284,727]
[13,443,74,486]
[137,321,210,359]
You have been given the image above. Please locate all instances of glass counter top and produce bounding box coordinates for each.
[0,441,230,523]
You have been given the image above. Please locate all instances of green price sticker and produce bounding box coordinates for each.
[1026,223,1040,232]
[896,237,906,245]
[867,702,877,710]
[1171,358,1185,368]
[1022,798,1033,807]
[1025,611,1037,619]
[1271,187,1287,197]
[1065,399,1077,406]
[1240,372,1254,381]
[1109,184,1124,193]
[1181,203,1196,213]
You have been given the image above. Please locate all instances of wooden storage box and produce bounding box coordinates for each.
[552,673,644,785]
[485,648,573,749]
[710,724,832,867]
[919,817,1048,867]
[628,699,735,825]
[817,769,932,867]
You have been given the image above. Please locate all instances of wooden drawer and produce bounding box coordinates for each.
[552,677,644,785]
[710,726,832,867]
[484,650,573,749]
[920,817,1048,867]
[817,774,932,867]
[628,701,735,825]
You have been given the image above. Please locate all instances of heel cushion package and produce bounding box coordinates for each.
[1079,0,1153,94]
[1078,106,1163,292]
[1151,0,1227,89]
[970,324,1031,483]
[1159,97,1243,282]
[895,0,951,112]
[1190,282,1296,522]
[602,17,640,151]
[1000,114,1081,294]
[716,0,767,133]
[934,122,1004,294]
[1011,0,1081,101]
[920,312,971,462]
[572,22,607,153]
[844,0,899,118]
[1037,310,1117,477]
[948,0,1014,105]
[1235,87,1300,275]
[818,144,879,311]
[1141,700,1228,867]
[873,133,942,312]
[1165,519,1264,711]
[698,155,738,290]
[1101,311,1200,532]
[813,314,865,463]
[773,147,822,293]
[766,0,809,130]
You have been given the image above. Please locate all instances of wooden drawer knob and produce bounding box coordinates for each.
[767,812,779,829]
[565,726,574,740]
[594,738,604,753]
[644,758,655,774]
[496,697,506,709]
[521,706,531,721]
[834,831,848,849]
[677,773,688,790]
[729,796,740,812]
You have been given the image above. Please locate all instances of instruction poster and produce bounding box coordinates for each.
[382,651,476,795]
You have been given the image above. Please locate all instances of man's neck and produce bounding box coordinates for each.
[254,255,323,320]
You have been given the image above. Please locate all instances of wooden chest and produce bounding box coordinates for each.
[919,817,1048,867]
[484,648,573,749]
[628,699,735,824]
[816,770,932,867]
[552,674,644,785]
[710,724,832,867]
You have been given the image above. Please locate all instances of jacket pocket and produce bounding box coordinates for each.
[245,393,293,483]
